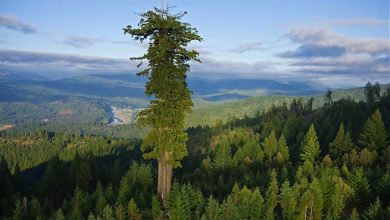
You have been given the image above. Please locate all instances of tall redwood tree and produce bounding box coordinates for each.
[124,8,202,204]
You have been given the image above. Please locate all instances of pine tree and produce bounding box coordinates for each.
[362,197,382,220]
[250,188,265,219]
[69,186,87,220]
[329,123,354,159]
[124,7,202,204]
[127,199,142,220]
[280,180,297,220]
[348,167,371,209]
[151,195,162,220]
[262,130,278,159]
[167,183,191,220]
[277,134,290,164]
[265,170,279,220]
[212,139,233,174]
[300,124,321,163]
[115,204,126,220]
[358,109,388,150]
[12,200,23,220]
[54,209,65,220]
[349,208,360,220]
[102,204,115,220]
[220,197,239,220]
[202,196,221,220]
[94,182,106,217]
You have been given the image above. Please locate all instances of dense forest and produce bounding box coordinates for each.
[1,82,389,219]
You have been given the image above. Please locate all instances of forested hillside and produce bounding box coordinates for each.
[1,83,389,219]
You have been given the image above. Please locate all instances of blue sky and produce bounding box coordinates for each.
[0,0,389,88]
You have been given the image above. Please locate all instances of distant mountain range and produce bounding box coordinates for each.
[0,70,327,104]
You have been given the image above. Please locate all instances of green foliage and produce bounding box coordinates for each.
[167,183,191,220]
[348,167,371,208]
[363,197,382,220]
[202,196,221,220]
[12,200,23,220]
[102,204,115,220]
[127,199,142,220]
[124,8,202,167]
[151,195,162,220]
[265,170,279,220]
[300,124,321,163]
[69,186,87,220]
[54,209,65,220]
[118,162,152,206]
[212,139,233,174]
[350,208,360,220]
[94,182,106,217]
[329,123,354,159]
[358,109,388,150]
[115,204,126,220]
[280,180,297,220]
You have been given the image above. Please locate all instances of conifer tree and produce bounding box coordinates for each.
[300,124,321,163]
[348,167,371,209]
[69,186,87,220]
[250,188,265,219]
[54,209,65,220]
[12,200,23,220]
[102,204,114,220]
[362,197,382,220]
[277,134,290,164]
[151,195,162,220]
[115,204,126,220]
[202,196,221,220]
[349,208,360,220]
[265,170,279,220]
[220,197,239,220]
[262,130,278,159]
[280,180,297,220]
[358,109,388,150]
[124,7,202,204]
[329,123,354,159]
[167,184,191,220]
[212,139,233,174]
[127,199,142,220]
[94,182,106,217]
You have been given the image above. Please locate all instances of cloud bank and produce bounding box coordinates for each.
[278,27,389,81]
[0,15,37,34]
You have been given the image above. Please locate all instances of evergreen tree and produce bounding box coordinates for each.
[54,208,65,220]
[94,182,106,217]
[348,167,371,209]
[262,130,278,159]
[151,195,162,220]
[362,197,382,220]
[124,7,202,204]
[329,123,354,159]
[300,124,321,163]
[202,196,221,220]
[280,180,297,220]
[350,208,360,220]
[69,186,87,220]
[212,139,233,174]
[28,197,44,219]
[115,204,126,220]
[358,109,388,150]
[167,183,191,220]
[127,199,142,220]
[250,188,265,219]
[12,200,23,220]
[102,204,114,220]
[265,170,279,220]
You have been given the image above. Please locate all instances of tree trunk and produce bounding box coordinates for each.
[157,151,172,206]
